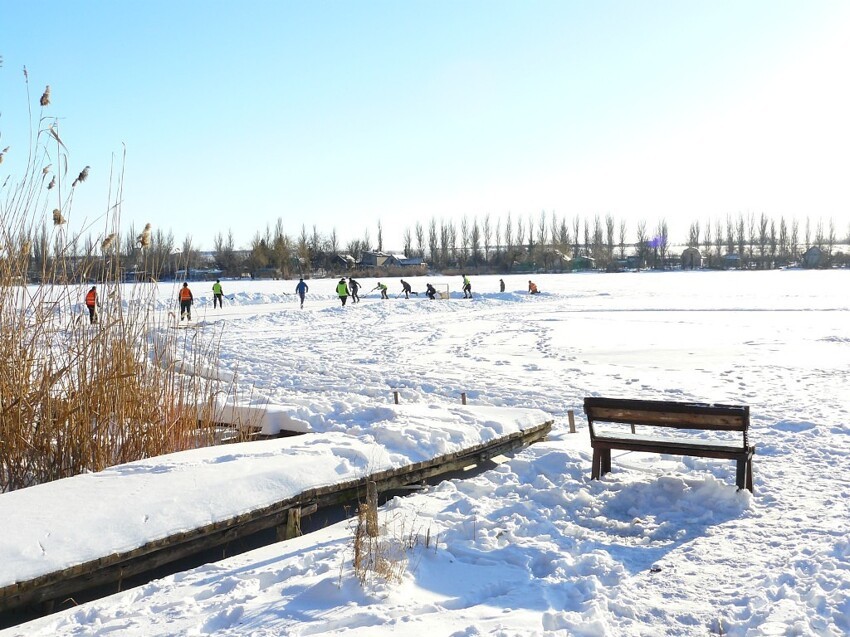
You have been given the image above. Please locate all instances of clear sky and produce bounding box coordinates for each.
[2,1,849,252]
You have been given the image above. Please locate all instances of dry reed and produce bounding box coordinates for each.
[0,73,229,492]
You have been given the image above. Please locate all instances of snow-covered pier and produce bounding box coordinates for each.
[0,403,552,615]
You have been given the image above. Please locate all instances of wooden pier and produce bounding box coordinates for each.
[0,412,551,614]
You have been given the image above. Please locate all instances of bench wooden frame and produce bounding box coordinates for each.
[584,397,755,492]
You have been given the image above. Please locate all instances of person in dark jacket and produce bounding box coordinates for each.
[348,278,361,303]
[295,278,309,308]
[425,283,437,300]
[400,279,414,299]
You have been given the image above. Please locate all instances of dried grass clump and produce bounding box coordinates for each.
[40,85,51,107]
[0,73,226,492]
[350,485,435,585]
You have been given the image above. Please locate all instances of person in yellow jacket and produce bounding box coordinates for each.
[212,279,224,309]
[336,278,350,306]
[179,282,194,321]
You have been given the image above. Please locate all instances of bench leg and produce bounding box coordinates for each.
[601,449,611,476]
[746,457,754,493]
[736,458,755,492]
[591,449,601,480]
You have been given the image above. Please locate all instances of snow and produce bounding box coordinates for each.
[3,269,850,636]
[0,404,547,588]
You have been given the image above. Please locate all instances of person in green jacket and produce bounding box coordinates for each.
[336,278,350,306]
[212,279,224,309]
[462,274,472,298]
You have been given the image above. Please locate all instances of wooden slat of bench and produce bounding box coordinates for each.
[592,434,752,460]
[584,397,749,432]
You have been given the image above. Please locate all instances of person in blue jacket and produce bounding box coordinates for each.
[295,278,309,309]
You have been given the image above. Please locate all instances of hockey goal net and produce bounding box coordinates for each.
[434,284,450,300]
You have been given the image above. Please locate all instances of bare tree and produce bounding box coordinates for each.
[656,219,669,269]
[483,214,492,264]
[635,220,648,270]
[790,219,799,259]
[213,228,238,275]
[415,221,425,258]
[471,218,482,265]
[428,218,439,266]
[757,213,769,266]
[572,216,581,258]
[778,217,789,263]
[605,214,615,266]
[715,219,724,262]
[403,227,413,257]
[736,215,746,267]
[329,227,339,257]
[460,216,470,265]
[439,219,449,267]
[618,219,627,260]
[688,221,700,248]
[494,216,503,266]
[298,225,310,275]
[725,215,735,256]
[376,220,383,253]
[827,218,836,255]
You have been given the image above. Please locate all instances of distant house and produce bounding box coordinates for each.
[253,267,282,279]
[334,254,356,269]
[681,247,702,270]
[625,255,644,270]
[359,251,390,267]
[722,253,741,270]
[802,246,826,269]
[570,256,596,271]
[385,254,425,267]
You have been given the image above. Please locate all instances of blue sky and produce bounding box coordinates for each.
[2,1,849,251]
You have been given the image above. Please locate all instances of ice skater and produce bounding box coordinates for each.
[84,285,99,324]
[296,278,309,308]
[462,274,472,298]
[212,279,224,308]
[179,282,194,321]
[349,278,361,303]
[336,278,350,306]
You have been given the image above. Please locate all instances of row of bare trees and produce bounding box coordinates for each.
[18,211,849,282]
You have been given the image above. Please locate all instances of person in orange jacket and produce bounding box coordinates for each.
[528,280,540,294]
[85,285,99,324]
[179,282,194,321]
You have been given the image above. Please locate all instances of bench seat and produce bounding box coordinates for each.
[585,397,755,492]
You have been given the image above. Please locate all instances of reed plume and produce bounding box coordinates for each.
[40,85,51,106]
[52,208,65,225]
[72,165,90,187]
[101,233,117,252]
[137,222,152,248]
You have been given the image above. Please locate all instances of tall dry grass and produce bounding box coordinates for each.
[0,71,227,492]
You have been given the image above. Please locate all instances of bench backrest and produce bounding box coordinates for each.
[584,397,749,445]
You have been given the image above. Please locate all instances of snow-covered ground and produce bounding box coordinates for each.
[5,269,850,636]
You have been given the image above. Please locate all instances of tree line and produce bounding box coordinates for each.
[21,211,850,283]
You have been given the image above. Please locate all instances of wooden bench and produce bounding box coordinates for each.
[584,397,755,492]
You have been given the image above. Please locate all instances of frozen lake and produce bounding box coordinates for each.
[7,268,850,636]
